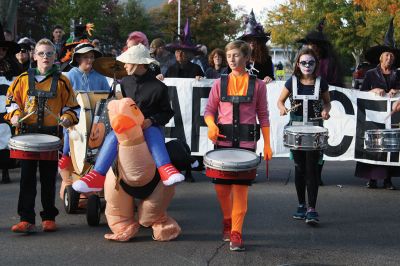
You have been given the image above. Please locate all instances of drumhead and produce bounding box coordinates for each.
[9,133,61,151]
[204,148,260,171]
[285,125,327,134]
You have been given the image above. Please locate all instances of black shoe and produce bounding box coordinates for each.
[366,180,377,189]
[1,169,11,184]
[184,170,195,183]
[319,178,324,186]
[383,181,396,190]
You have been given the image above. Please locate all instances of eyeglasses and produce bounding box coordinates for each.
[19,49,29,54]
[299,60,316,67]
[36,51,56,58]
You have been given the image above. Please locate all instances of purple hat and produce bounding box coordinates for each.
[165,18,200,53]
[364,18,400,67]
[238,9,270,43]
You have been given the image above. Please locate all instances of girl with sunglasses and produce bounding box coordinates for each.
[277,47,331,225]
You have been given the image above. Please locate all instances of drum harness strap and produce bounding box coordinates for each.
[291,75,321,126]
[21,69,60,136]
[219,74,260,148]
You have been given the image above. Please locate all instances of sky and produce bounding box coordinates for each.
[228,0,285,18]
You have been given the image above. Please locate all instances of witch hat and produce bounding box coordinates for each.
[165,18,199,53]
[364,17,400,67]
[238,9,270,43]
[297,18,329,45]
[0,21,20,55]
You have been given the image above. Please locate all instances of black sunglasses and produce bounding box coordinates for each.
[299,60,316,67]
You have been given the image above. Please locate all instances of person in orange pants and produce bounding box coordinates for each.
[204,40,272,251]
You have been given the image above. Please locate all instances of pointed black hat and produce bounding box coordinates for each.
[364,18,400,67]
[297,18,329,45]
[0,21,20,55]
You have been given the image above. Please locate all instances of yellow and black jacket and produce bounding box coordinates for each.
[4,67,79,134]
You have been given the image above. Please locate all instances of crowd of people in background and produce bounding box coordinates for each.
[1,8,400,252]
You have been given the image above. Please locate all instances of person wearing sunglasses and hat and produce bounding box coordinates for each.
[73,43,185,193]
[4,38,79,233]
[15,41,32,73]
[58,42,110,198]
[277,47,331,226]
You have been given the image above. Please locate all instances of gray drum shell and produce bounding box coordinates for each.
[364,129,400,152]
[283,126,329,151]
[8,133,62,152]
[203,148,261,172]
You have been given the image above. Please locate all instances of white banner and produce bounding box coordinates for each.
[3,76,400,166]
[163,78,400,166]
[0,77,14,150]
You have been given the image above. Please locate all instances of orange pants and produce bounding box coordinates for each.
[214,184,248,233]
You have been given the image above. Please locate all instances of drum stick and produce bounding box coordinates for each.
[286,103,302,113]
[44,107,61,122]
[18,110,36,123]
[384,110,395,121]
[217,134,226,139]
[310,117,323,121]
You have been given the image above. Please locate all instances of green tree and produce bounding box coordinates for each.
[149,0,241,51]
[265,0,400,69]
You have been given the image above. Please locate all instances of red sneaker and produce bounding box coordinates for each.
[58,154,72,170]
[72,170,105,192]
[230,231,245,251]
[222,218,231,242]
[11,221,36,233]
[42,220,57,232]
[158,163,185,186]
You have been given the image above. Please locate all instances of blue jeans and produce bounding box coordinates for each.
[94,126,171,175]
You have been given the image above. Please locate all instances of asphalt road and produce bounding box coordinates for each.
[0,158,399,266]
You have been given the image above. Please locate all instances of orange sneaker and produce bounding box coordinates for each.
[42,220,57,232]
[11,221,36,233]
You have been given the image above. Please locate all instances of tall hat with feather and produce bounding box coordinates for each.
[238,9,270,43]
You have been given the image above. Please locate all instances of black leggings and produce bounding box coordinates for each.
[292,150,320,208]
[18,160,59,224]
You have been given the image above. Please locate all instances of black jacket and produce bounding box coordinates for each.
[361,65,400,92]
[165,61,204,78]
[120,70,174,126]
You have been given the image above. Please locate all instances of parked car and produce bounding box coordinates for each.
[352,62,374,90]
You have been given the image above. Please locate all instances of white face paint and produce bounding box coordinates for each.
[298,54,316,75]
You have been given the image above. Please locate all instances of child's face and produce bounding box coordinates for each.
[298,54,316,75]
[226,48,248,72]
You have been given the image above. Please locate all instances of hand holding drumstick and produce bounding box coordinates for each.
[279,103,302,116]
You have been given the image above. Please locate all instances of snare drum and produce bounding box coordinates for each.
[283,125,329,150]
[9,133,62,160]
[203,148,261,180]
[364,129,400,152]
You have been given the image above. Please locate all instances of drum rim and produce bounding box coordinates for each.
[284,125,328,133]
[203,148,260,171]
[8,133,62,151]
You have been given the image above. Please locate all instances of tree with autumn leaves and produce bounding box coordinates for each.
[14,0,241,53]
[265,0,400,71]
